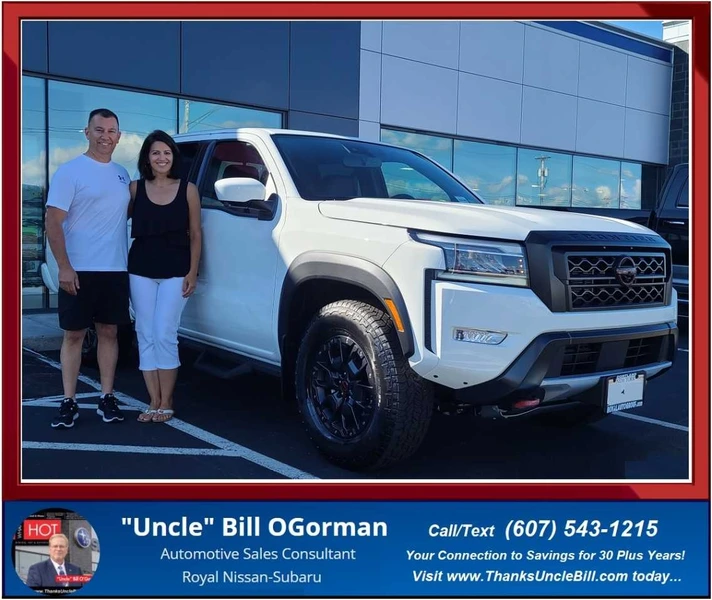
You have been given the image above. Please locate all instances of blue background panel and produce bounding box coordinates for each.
[22,21,48,73]
[181,21,290,110]
[289,21,361,119]
[288,110,359,136]
[48,22,181,93]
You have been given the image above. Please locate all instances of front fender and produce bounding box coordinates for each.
[279,252,415,358]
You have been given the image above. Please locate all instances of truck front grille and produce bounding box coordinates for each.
[561,343,601,376]
[548,335,668,378]
[566,253,667,310]
[624,336,665,368]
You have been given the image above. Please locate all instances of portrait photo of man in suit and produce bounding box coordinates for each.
[26,533,84,590]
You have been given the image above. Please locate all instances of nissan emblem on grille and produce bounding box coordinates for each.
[614,256,638,287]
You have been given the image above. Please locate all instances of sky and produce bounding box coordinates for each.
[604,21,663,39]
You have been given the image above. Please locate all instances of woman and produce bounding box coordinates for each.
[128,130,201,423]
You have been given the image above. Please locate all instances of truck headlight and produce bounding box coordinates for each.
[412,232,529,287]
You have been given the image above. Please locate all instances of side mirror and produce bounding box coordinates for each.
[215,178,267,203]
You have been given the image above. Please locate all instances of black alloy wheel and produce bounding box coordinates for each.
[305,334,376,442]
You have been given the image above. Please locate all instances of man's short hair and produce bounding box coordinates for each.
[48,533,69,547]
[88,108,119,129]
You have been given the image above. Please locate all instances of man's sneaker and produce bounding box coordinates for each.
[97,394,125,423]
[51,398,79,428]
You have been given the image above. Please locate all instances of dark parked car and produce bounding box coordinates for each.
[648,163,689,319]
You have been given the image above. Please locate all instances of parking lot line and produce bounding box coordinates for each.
[24,399,142,411]
[24,392,101,403]
[613,411,688,432]
[23,348,319,480]
[22,441,288,459]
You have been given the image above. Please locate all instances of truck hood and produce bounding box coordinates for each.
[318,198,653,240]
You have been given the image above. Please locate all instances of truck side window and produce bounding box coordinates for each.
[676,177,689,208]
[200,141,268,208]
[176,142,202,183]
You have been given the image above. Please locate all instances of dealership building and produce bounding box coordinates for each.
[21,20,684,310]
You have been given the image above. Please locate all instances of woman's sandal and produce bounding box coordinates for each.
[152,409,174,423]
[137,409,157,423]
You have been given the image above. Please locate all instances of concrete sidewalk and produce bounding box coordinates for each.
[23,312,63,352]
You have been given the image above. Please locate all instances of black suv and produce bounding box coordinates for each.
[648,163,689,319]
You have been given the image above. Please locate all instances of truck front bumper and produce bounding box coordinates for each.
[451,321,677,406]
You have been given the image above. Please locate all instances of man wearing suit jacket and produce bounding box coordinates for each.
[26,533,84,589]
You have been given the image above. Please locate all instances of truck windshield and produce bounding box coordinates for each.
[272,134,482,203]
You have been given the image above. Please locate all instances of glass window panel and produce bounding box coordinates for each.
[454,140,516,205]
[178,99,282,133]
[48,81,177,178]
[380,129,453,170]
[641,164,663,210]
[620,162,642,209]
[516,148,572,207]
[572,156,621,208]
[22,76,46,307]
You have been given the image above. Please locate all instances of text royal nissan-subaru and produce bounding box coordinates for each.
[42,129,678,470]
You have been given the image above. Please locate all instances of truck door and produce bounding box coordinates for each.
[178,137,285,364]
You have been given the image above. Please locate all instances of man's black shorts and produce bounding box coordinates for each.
[58,271,130,331]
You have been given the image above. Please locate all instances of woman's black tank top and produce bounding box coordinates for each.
[128,179,191,278]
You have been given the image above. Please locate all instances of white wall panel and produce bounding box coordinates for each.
[381,55,458,134]
[521,86,577,151]
[523,26,580,96]
[361,21,382,52]
[578,42,627,106]
[382,21,460,69]
[624,108,669,164]
[359,120,381,141]
[359,50,381,122]
[459,21,525,83]
[457,73,522,143]
[576,98,625,157]
[626,56,672,115]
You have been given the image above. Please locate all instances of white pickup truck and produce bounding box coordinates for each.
[42,128,678,470]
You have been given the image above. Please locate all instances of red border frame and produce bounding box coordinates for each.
[4,2,709,501]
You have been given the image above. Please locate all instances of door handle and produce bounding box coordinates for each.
[663,220,686,226]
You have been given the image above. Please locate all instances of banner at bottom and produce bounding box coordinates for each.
[3,500,709,597]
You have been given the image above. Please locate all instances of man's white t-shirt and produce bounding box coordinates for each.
[46,154,131,271]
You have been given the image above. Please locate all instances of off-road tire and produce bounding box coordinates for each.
[295,300,433,471]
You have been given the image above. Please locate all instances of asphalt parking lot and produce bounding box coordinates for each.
[21,330,690,481]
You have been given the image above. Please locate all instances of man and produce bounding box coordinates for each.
[25,533,84,589]
[45,108,131,428]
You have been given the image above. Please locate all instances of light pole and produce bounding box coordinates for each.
[535,154,550,204]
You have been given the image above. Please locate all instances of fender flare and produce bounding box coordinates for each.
[279,252,415,358]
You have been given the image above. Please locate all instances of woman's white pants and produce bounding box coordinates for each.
[129,274,188,371]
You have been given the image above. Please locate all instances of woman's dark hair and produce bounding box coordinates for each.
[138,130,182,180]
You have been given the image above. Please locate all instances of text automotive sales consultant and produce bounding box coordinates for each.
[161,547,357,561]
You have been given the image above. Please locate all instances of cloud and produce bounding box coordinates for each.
[382,130,451,153]
[21,150,46,186]
[595,185,613,205]
[517,174,529,185]
[487,175,514,194]
[619,178,642,208]
[45,133,146,178]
